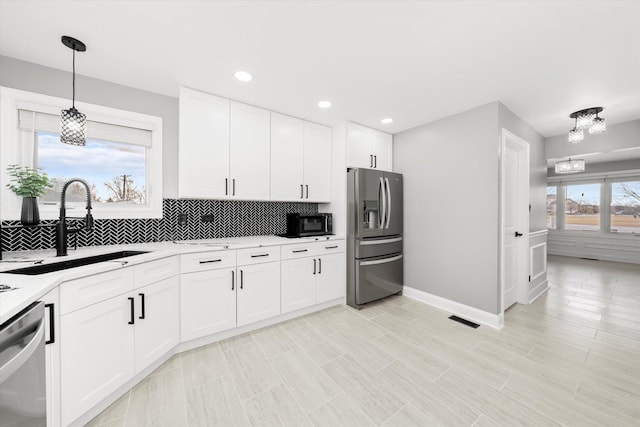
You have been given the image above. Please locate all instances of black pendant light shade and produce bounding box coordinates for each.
[60,35,87,146]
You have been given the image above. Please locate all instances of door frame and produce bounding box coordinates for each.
[499,129,530,313]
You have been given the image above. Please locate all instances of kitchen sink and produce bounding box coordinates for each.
[2,251,149,275]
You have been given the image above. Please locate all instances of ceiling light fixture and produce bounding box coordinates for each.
[381,118,393,124]
[568,107,605,142]
[555,158,585,174]
[234,70,253,82]
[318,100,332,109]
[60,35,87,146]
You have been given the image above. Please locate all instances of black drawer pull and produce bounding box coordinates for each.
[318,258,322,274]
[128,297,135,325]
[313,259,317,275]
[293,249,308,253]
[199,259,222,264]
[45,303,55,345]
[240,270,244,289]
[231,270,235,290]
[325,245,338,249]
[251,254,270,258]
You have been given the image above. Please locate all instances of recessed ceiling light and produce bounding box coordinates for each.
[318,100,332,109]
[381,118,393,124]
[234,70,253,82]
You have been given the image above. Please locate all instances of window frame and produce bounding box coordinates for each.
[547,170,640,236]
[1,86,163,220]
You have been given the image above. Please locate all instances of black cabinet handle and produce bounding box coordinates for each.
[370,155,373,168]
[325,245,338,249]
[199,259,222,264]
[293,249,308,253]
[374,155,377,168]
[240,269,244,289]
[139,293,145,320]
[232,179,236,196]
[225,178,228,195]
[318,258,322,274]
[300,184,304,199]
[313,259,317,275]
[305,185,309,199]
[515,231,523,237]
[251,253,270,258]
[45,303,55,345]
[231,270,235,290]
[128,297,135,325]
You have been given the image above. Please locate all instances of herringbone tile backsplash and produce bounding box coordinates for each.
[0,199,318,252]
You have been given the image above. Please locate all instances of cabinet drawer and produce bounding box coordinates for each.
[281,242,319,260]
[318,239,345,254]
[236,246,281,266]
[60,268,135,315]
[181,250,236,274]
[134,256,179,289]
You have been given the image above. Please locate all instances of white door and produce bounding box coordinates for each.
[303,122,332,202]
[178,87,230,198]
[281,257,316,313]
[316,253,346,303]
[180,268,236,341]
[371,131,393,172]
[346,122,374,169]
[236,262,281,326]
[229,101,271,200]
[134,277,179,373]
[501,130,529,311]
[42,289,61,427]
[270,113,304,201]
[60,296,135,425]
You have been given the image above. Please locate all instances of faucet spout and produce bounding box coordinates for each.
[56,178,94,256]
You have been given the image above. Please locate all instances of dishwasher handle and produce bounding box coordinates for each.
[0,317,44,384]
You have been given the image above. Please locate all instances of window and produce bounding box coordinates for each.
[1,87,162,219]
[546,186,557,229]
[565,183,600,231]
[611,181,640,234]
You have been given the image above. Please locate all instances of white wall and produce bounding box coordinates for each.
[0,55,179,198]
[394,102,501,314]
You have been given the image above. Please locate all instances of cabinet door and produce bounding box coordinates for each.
[271,113,304,201]
[236,262,281,326]
[316,253,346,304]
[180,267,236,341]
[229,102,271,200]
[371,131,393,172]
[42,289,61,427]
[303,122,332,202]
[281,257,316,314]
[346,122,374,169]
[60,297,134,426]
[178,87,230,198]
[134,277,179,373]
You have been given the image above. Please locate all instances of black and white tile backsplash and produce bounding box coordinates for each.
[0,199,318,252]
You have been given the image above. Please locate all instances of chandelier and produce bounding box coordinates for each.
[568,107,605,143]
[555,158,585,174]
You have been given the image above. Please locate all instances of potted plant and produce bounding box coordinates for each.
[5,164,53,226]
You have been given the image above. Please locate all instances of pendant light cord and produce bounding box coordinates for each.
[72,48,76,108]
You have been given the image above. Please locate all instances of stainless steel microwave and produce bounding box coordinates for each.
[285,213,333,237]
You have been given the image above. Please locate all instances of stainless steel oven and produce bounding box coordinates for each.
[0,301,46,427]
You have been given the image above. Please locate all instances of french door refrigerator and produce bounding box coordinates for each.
[347,168,403,308]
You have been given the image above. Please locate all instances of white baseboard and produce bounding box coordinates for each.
[403,286,504,330]
[528,280,549,303]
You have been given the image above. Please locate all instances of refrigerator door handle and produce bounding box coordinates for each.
[360,254,403,266]
[359,237,403,245]
[379,177,386,228]
[385,177,391,229]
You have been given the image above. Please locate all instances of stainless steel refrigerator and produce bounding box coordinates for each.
[347,168,403,309]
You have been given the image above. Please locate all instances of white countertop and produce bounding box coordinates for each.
[0,234,343,324]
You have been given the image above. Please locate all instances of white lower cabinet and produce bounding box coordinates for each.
[181,267,236,341]
[281,257,317,313]
[42,289,60,427]
[236,261,281,326]
[316,253,346,303]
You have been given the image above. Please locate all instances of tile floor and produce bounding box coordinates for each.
[87,255,640,426]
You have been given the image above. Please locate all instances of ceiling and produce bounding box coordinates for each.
[1,1,639,137]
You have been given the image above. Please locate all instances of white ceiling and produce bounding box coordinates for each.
[1,0,639,137]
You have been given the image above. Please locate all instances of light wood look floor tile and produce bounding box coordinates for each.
[89,255,640,427]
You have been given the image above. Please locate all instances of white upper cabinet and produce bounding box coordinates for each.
[270,113,331,202]
[178,87,230,198]
[303,121,332,202]
[346,122,393,171]
[270,113,305,201]
[229,102,271,200]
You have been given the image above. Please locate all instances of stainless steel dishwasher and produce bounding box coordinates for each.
[0,301,46,427]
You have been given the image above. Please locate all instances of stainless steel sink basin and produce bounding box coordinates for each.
[3,251,149,275]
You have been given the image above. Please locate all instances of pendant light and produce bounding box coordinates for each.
[60,35,87,146]
[567,107,605,142]
[555,158,585,174]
